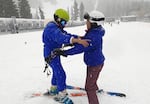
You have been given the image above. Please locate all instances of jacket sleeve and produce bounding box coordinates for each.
[65,30,104,55]
[51,28,73,44]
[65,40,96,55]
[63,30,78,38]
[44,22,79,45]
[65,44,85,55]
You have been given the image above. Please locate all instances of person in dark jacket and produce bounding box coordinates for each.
[56,10,105,104]
[42,8,89,103]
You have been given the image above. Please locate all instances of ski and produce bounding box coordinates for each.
[28,92,74,104]
[28,85,126,98]
[66,85,126,97]
[29,91,86,98]
[29,89,125,98]
[26,85,126,98]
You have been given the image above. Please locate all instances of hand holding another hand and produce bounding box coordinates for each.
[77,38,91,47]
[71,38,91,47]
[53,49,67,57]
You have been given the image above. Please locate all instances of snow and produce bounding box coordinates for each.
[0,22,150,104]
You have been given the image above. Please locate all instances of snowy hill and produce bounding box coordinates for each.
[0,22,150,104]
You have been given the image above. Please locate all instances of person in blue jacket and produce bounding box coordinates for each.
[42,8,89,103]
[56,10,105,104]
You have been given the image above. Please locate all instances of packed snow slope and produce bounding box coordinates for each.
[0,22,150,104]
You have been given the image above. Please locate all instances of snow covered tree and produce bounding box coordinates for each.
[39,7,45,19]
[72,0,79,21]
[35,9,40,19]
[18,0,32,18]
[79,2,85,21]
[70,6,74,21]
[67,7,70,17]
[0,0,19,18]
[0,0,6,17]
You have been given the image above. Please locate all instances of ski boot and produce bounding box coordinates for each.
[43,85,58,96]
[54,90,73,104]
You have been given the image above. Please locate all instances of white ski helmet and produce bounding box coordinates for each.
[84,10,105,25]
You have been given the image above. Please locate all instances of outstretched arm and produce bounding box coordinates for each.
[71,38,90,47]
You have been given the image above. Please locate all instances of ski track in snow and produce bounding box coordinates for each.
[0,22,150,104]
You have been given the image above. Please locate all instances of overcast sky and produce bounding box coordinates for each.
[19,0,150,18]
[26,0,74,18]
[26,0,96,18]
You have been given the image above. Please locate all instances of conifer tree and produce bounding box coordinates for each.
[18,0,32,18]
[0,0,19,18]
[73,0,79,21]
[39,7,45,19]
[79,2,85,21]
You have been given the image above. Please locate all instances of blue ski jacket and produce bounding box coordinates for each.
[65,26,105,66]
[42,21,78,91]
[42,22,77,58]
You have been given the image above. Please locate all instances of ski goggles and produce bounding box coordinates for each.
[60,19,67,27]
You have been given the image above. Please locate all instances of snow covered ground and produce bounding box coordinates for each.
[0,22,150,104]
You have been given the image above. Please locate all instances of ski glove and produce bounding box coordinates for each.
[63,43,74,47]
[53,48,68,57]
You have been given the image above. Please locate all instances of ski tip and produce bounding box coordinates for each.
[31,93,42,97]
[98,89,126,97]
[70,92,87,97]
[107,92,126,97]
[119,93,126,97]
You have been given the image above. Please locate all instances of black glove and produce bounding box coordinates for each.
[44,57,49,63]
[63,43,74,47]
[53,48,67,57]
